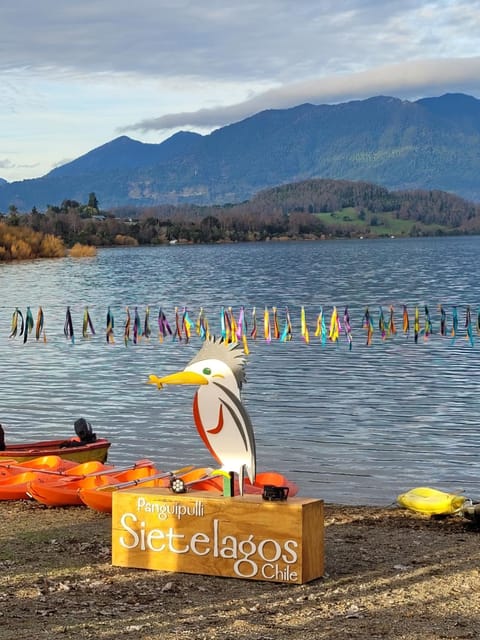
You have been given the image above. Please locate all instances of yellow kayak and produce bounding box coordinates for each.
[397,486,467,515]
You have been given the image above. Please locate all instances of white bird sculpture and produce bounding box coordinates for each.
[149,338,256,495]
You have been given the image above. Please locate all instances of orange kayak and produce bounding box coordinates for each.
[0,455,78,480]
[0,471,47,501]
[27,460,158,507]
[0,460,113,502]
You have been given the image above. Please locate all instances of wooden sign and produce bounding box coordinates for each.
[112,489,324,584]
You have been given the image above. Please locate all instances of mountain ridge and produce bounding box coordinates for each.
[2,93,480,210]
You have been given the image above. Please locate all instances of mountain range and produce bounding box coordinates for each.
[2,92,480,211]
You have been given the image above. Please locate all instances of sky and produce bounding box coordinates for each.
[2,0,480,183]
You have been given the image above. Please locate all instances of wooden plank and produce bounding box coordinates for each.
[112,489,324,584]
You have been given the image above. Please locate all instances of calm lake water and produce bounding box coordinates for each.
[1,236,480,505]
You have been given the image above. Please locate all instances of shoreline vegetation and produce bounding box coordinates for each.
[0,223,96,261]
[1,178,480,261]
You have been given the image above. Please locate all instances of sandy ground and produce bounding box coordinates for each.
[1,499,480,639]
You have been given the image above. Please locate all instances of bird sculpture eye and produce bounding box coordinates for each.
[202,367,212,375]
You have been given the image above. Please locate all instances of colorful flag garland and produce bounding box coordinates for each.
[4,302,479,350]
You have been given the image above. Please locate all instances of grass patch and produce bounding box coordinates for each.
[316,208,449,237]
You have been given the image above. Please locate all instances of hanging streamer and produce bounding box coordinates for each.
[195,308,209,341]
[195,308,203,339]
[227,307,237,344]
[64,307,74,343]
[236,306,247,340]
[465,305,474,347]
[182,307,192,343]
[143,306,151,339]
[22,306,34,344]
[414,306,420,344]
[82,306,95,339]
[424,305,433,339]
[402,305,410,336]
[378,307,387,340]
[133,307,142,344]
[439,305,446,336]
[35,306,46,342]
[250,307,258,339]
[281,306,293,342]
[388,306,396,337]
[106,306,115,344]
[173,307,183,342]
[264,307,271,343]
[314,307,327,345]
[362,307,374,346]
[158,309,172,342]
[301,306,310,344]
[221,307,231,343]
[272,307,280,340]
[124,306,131,346]
[235,306,249,353]
[343,307,353,350]
[9,307,24,338]
[220,306,227,341]
[451,306,458,344]
[328,306,340,343]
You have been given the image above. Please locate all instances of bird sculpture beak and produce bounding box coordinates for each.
[148,371,208,388]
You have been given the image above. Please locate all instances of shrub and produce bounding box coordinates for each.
[0,222,66,260]
[69,243,97,257]
[114,234,138,246]
[41,234,66,257]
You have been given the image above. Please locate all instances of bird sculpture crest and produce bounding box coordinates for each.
[149,337,256,495]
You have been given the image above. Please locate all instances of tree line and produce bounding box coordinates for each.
[1,180,480,257]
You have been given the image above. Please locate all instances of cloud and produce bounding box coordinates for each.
[122,57,480,132]
[1,1,479,83]
[0,159,40,173]
[2,1,480,181]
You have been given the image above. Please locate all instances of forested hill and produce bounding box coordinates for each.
[245,179,479,227]
[111,177,480,241]
[116,178,480,231]
[2,93,480,210]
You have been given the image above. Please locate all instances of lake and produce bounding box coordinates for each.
[1,236,480,505]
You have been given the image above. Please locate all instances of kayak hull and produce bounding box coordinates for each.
[27,463,158,507]
[2,438,111,464]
